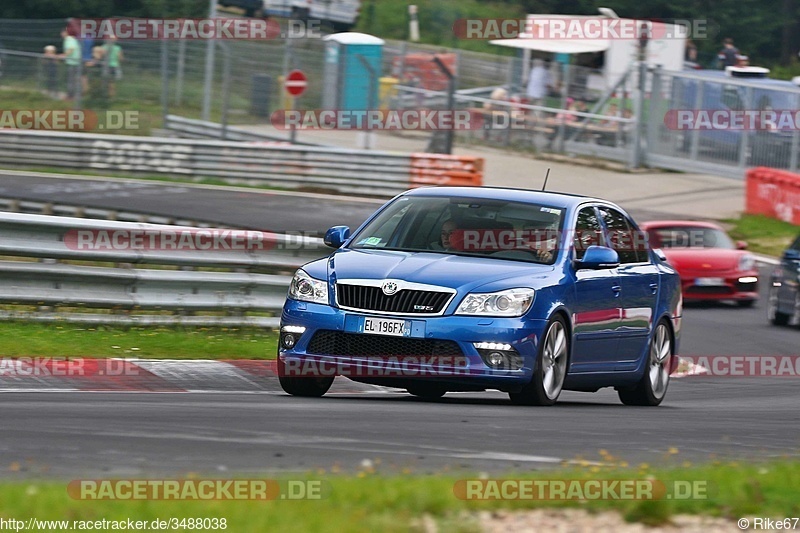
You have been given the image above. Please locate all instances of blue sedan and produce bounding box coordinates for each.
[278,187,682,406]
[768,235,800,327]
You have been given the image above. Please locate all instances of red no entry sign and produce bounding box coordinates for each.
[285,70,307,97]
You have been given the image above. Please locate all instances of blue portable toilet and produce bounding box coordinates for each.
[322,32,384,110]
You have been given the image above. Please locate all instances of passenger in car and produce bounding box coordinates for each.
[430,219,459,251]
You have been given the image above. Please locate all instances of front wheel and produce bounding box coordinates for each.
[509,315,569,406]
[279,375,334,397]
[618,320,672,406]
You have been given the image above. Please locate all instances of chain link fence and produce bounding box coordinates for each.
[1,19,799,176]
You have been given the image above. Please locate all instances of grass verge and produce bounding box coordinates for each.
[0,322,277,359]
[1,461,800,531]
[724,214,799,257]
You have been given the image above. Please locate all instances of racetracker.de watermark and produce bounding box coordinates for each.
[270,109,619,131]
[665,110,800,131]
[279,356,473,378]
[78,18,322,40]
[452,18,712,40]
[0,358,139,377]
[0,110,139,131]
[679,356,800,377]
[62,228,323,252]
[453,479,708,500]
[68,479,328,500]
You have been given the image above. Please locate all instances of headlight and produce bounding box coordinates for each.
[738,254,755,271]
[455,288,534,317]
[288,269,328,304]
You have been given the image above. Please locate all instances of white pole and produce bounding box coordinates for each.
[408,5,420,42]
[201,0,217,121]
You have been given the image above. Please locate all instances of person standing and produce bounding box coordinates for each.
[526,59,550,107]
[43,45,59,99]
[718,38,739,69]
[103,34,123,99]
[60,26,81,101]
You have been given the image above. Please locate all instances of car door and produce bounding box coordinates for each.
[598,206,660,368]
[570,205,622,370]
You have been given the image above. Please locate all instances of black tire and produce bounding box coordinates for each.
[279,375,334,397]
[509,315,569,406]
[406,384,447,399]
[737,299,756,308]
[618,320,672,406]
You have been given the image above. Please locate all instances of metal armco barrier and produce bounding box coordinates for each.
[745,167,800,225]
[0,129,484,197]
[0,212,330,326]
[163,115,320,146]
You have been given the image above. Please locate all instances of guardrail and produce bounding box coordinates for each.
[163,115,321,146]
[0,212,330,326]
[0,130,483,197]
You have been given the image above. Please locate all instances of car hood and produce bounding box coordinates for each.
[323,248,554,292]
[660,248,747,272]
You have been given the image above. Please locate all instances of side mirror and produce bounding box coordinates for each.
[736,240,748,250]
[575,245,620,270]
[784,249,800,262]
[324,226,350,249]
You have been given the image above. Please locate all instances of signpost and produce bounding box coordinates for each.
[284,70,307,144]
[285,69,308,97]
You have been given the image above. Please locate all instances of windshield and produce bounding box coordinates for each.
[648,226,735,249]
[348,196,565,264]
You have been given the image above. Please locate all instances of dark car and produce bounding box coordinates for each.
[277,187,682,406]
[768,235,800,326]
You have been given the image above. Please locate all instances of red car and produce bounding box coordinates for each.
[641,221,758,307]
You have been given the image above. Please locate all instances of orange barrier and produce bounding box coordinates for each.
[745,167,800,225]
[409,154,484,188]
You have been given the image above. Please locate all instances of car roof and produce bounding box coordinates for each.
[640,220,723,230]
[689,70,800,89]
[402,186,603,210]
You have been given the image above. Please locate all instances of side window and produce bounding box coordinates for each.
[599,207,647,264]
[573,207,604,260]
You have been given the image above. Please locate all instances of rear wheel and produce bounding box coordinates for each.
[509,315,568,406]
[618,320,672,406]
[768,285,791,326]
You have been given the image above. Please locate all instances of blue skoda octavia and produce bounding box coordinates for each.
[278,187,682,406]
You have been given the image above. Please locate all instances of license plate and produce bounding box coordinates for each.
[695,277,725,286]
[362,317,407,337]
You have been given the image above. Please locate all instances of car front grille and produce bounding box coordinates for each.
[336,284,452,314]
[307,330,464,361]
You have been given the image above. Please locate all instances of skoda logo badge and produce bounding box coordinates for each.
[382,281,399,295]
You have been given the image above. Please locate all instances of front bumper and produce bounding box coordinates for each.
[278,299,548,390]
[680,271,759,301]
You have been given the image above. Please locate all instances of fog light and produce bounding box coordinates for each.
[738,276,758,284]
[280,325,306,350]
[282,333,296,349]
[487,351,505,366]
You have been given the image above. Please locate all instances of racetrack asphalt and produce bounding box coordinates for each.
[0,170,796,478]
[1,267,798,478]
